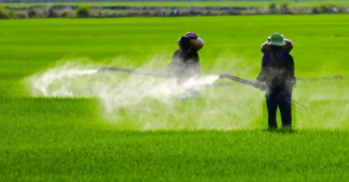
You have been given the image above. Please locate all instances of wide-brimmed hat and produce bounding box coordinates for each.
[267,32,286,46]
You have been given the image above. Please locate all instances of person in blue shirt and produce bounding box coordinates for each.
[256,32,296,129]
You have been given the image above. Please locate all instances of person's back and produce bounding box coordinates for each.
[171,48,200,81]
[259,50,295,94]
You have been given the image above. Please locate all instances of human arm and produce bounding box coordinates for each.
[254,54,269,91]
[256,54,269,82]
[163,51,179,75]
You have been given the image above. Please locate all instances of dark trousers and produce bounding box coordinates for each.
[265,89,292,128]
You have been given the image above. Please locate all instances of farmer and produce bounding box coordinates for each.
[162,33,204,98]
[163,36,200,83]
[255,32,296,129]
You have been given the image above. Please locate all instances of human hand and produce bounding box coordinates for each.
[219,72,229,79]
[254,81,266,91]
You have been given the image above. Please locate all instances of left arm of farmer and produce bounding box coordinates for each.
[163,50,180,75]
[256,54,269,82]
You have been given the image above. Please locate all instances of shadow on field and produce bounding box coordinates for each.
[262,128,297,134]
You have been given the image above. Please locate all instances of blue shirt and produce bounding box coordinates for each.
[257,51,295,83]
[262,52,293,67]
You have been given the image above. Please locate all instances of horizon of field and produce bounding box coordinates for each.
[2,1,349,7]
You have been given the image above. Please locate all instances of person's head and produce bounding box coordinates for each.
[179,36,192,53]
[268,32,286,53]
[268,32,286,46]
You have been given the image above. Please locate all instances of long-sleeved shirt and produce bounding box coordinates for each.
[257,52,295,92]
[164,49,200,81]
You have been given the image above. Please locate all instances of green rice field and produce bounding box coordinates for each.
[1,15,349,181]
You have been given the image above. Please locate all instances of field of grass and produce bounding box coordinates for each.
[3,1,349,7]
[1,15,349,181]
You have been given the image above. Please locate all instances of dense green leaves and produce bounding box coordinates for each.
[0,16,349,181]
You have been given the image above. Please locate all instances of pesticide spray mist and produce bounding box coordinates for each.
[25,58,263,130]
[25,56,349,130]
